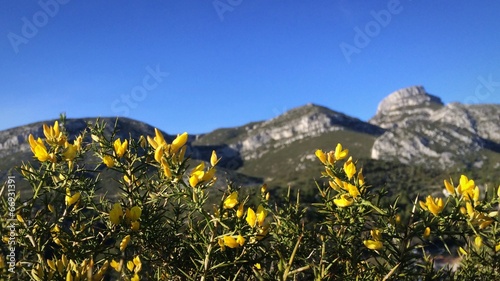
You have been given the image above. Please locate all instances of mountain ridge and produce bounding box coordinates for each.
[1,86,499,195]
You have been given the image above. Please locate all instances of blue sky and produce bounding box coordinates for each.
[1,0,500,134]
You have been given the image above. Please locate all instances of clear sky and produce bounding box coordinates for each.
[1,0,499,134]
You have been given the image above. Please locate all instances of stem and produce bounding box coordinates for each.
[283,234,303,280]
[201,243,212,281]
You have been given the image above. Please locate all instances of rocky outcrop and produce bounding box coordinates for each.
[369,86,444,129]
[370,86,500,168]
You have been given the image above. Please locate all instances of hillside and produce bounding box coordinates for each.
[1,86,499,205]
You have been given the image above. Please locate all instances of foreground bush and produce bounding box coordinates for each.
[0,119,499,280]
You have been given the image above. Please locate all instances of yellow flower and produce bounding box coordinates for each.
[28,134,54,162]
[474,236,483,248]
[458,246,467,256]
[93,260,109,280]
[254,263,261,270]
[147,128,166,149]
[236,234,245,246]
[334,143,349,161]
[63,141,77,161]
[46,259,56,271]
[423,227,431,239]
[210,150,220,166]
[109,203,123,225]
[315,149,327,164]
[128,206,142,222]
[110,259,121,272]
[495,243,500,252]
[189,162,216,187]
[65,189,80,206]
[419,195,444,216]
[465,203,494,229]
[472,186,480,202]
[133,256,142,273]
[154,146,164,163]
[224,191,239,209]
[246,207,256,227]
[127,260,135,272]
[103,155,114,168]
[256,205,267,226]
[363,240,383,250]
[120,235,131,251]
[113,138,128,158]
[444,179,455,195]
[345,182,360,198]
[343,159,356,180]
[189,175,199,188]
[236,203,244,218]
[457,175,476,200]
[202,168,216,182]
[170,132,188,154]
[43,121,66,146]
[329,179,342,192]
[223,235,239,248]
[358,168,365,186]
[334,194,354,208]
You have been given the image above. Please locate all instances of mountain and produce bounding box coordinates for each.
[1,86,499,203]
[370,86,500,168]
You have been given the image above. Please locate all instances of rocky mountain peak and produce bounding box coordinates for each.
[369,86,444,129]
[376,86,443,114]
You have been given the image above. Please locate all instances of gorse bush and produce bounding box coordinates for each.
[1,119,499,280]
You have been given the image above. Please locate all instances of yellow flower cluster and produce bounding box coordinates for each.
[43,121,66,145]
[110,256,142,280]
[36,255,108,281]
[315,143,349,165]
[113,138,128,158]
[28,121,82,169]
[217,189,270,251]
[189,150,219,188]
[219,234,246,250]
[316,145,366,208]
[444,175,480,201]
[146,128,189,179]
[419,195,444,216]
[442,175,495,229]
[109,203,142,231]
[463,202,494,229]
